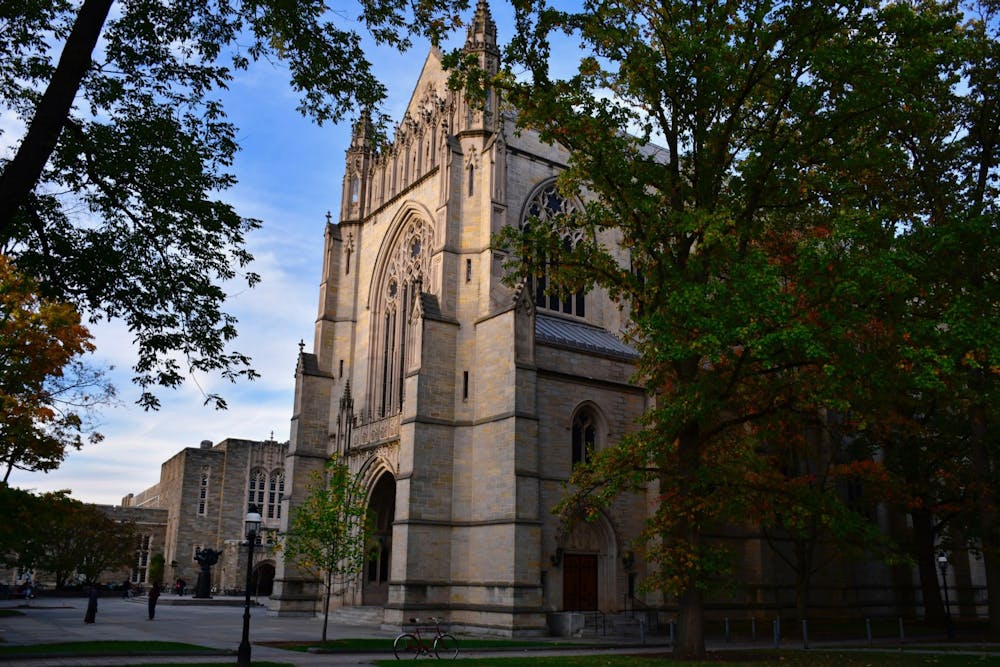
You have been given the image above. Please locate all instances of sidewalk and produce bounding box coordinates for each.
[0,595,670,666]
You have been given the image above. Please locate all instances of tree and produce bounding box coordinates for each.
[1,489,135,587]
[0,255,113,483]
[282,457,371,643]
[149,552,165,586]
[0,484,45,569]
[489,0,979,657]
[70,505,137,585]
[751,414,899,622]
[0,0,467,409]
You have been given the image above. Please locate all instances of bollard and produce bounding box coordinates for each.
[866,618,872,646]
[772,618,780,648]
[751,617,757,642]
[639,617,646,645]
[898,617,905,648]
[725,617,731,642]
[802,619,808,650]
[669,620,675,645]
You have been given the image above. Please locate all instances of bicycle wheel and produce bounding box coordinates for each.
[393,633,421,659]
[433,633,459,659]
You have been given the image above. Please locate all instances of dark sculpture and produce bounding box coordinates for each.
[193,547,220,599]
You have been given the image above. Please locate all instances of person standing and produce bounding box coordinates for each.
[147,582,161,620]
[83,585,99,623]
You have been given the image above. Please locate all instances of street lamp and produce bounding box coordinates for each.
[237,505,262,667]
[938,552,954,640]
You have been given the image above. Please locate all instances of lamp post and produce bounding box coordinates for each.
[237,505,262,667]
[938,552,954,641]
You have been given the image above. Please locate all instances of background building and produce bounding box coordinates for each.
[122,437,287,596]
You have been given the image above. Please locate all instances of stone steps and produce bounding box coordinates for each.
[324,605,384,626]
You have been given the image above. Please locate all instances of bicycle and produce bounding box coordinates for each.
[393,617,459,659]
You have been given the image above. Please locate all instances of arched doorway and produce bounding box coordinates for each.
[560,514,617,611]
[363,472,396,605]
[251,562,275,597]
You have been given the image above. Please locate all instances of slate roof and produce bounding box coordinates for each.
[535,314,638,360]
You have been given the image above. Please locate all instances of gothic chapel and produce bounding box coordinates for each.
[270,1,651,635]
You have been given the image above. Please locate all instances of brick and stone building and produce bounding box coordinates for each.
[122,437,287,596]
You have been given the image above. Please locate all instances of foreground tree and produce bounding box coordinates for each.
[490,0,982,656]
[282,457,370,643]
[0,256,113,483]
[1,0,466,408]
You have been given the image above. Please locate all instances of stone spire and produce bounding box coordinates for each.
[349,109,375,152]
[341,109,375,222]
[465,0,499,76]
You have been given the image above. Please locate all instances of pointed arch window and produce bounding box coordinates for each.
[522,182,586,317]
[370,219,432,418]
[572,408,599,468]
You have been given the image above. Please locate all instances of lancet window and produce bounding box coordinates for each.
[523,182,586,317]
[370,219,433,418]
[571,407,601,468]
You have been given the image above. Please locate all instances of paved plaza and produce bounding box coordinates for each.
[0,595,666,666]
[1,594,382,665]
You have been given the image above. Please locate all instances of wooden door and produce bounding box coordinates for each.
[563,553,598,610]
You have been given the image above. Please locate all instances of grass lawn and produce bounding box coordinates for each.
[370,651,1000,666]
[0,609,23,617]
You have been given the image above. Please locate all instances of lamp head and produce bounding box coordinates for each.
[245,505,262,537]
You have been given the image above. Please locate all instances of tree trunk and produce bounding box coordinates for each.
[675,585,705,659]
[793,538,813,623]
[322,571,331,643]
[0,0,114,232]
[911,508,945,623]
[672,424,706,658]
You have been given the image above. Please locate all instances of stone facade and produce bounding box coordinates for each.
[270,0,649,635]
[122,437,287,596]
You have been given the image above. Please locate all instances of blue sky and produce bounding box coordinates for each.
[8,2,523,505]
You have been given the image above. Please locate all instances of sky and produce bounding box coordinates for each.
[7,2,523,505]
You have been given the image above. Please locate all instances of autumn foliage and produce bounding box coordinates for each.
[0,255,109,483]
[480,0,999,656]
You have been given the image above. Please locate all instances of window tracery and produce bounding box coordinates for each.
[369,218,433,418]
[522,182,586,317]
